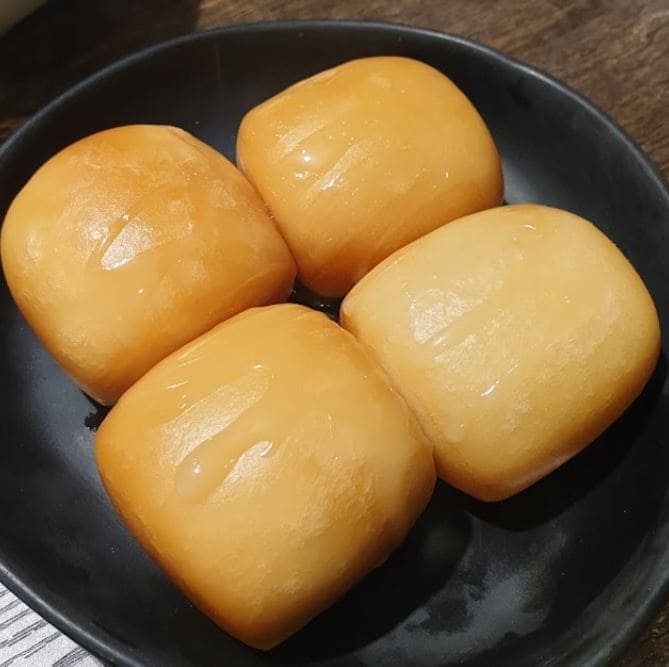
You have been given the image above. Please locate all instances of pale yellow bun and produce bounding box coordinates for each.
[236,56,503,297]
[1,125,296,404]
[94,303,435,649]
[341,204,660,501]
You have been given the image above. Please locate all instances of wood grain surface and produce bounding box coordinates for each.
[0,1,668,665]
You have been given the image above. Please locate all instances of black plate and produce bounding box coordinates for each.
[1,20,668,667]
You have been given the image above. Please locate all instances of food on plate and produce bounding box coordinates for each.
[237,56,503,297]
[94,303,435,649]
[0,124,296,405]
[341,204,660,501]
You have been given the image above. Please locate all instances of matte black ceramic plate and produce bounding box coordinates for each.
[0,20,668,667]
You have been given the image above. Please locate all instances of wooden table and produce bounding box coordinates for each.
[0,1,667,664]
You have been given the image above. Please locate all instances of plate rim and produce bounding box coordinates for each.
[1,18,668,667]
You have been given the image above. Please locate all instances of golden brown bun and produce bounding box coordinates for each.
[1,125,296,405]
[341,205,660,501]
[95,304,435,649]
[237,56,503,297]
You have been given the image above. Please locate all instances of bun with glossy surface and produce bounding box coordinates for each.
[95,303,435,649]
[1,125,296,404]
[237,56,503,297]
[341,204,660,501]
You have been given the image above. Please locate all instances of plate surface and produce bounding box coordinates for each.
[0,20,668,667]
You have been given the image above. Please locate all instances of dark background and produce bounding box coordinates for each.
[0,1,667,665]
